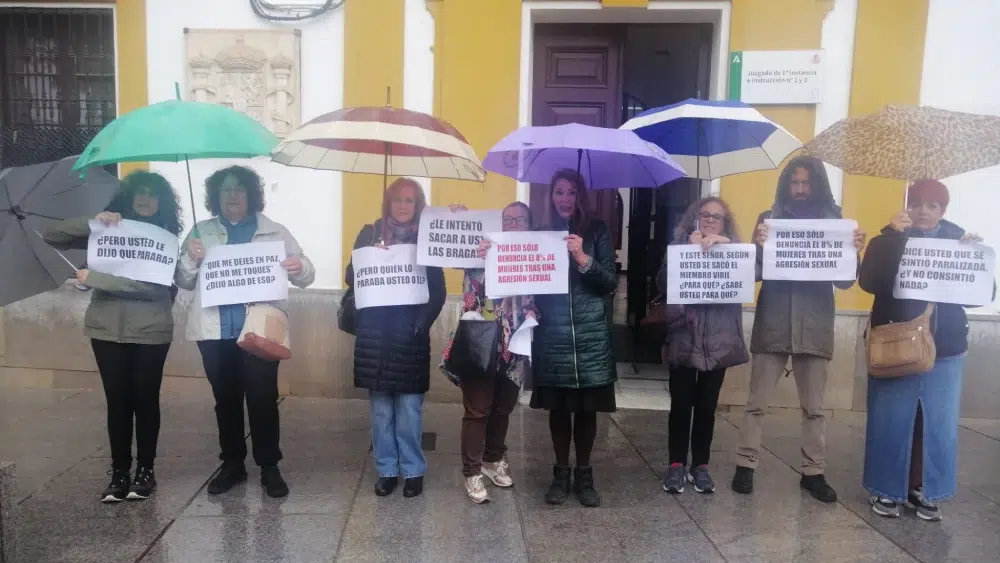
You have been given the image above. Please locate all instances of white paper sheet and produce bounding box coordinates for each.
[508,316,538,358]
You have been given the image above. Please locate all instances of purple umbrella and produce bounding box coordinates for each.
[483,123,686,189]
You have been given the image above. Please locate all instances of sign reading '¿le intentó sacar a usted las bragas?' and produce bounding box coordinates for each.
[894,238,996,307]
[417,207,502,269]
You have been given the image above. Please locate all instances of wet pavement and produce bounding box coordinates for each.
[1,386,998,562]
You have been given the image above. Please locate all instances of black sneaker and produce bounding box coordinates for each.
[207,462,248,495]
[127,466,156,500]
[544,465,572,505]
[403,476,424,498]
[573,466,601,508]
[871,496,900,518]
[731,466,754,494]
[261,466,289,498]
[101,469,131,503]
[687,465,716,494]
[906,487,942,521]
[662,463,686,494]
[800,474,838,503]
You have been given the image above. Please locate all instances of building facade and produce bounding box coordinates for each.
[1,0,998,417]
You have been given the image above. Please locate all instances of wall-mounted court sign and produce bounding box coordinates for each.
[728,50,824,105]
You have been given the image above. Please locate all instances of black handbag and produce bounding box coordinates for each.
[444,320,500,381]
[338,289,357,335]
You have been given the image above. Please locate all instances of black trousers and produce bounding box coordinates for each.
[198,339,282,467]
[668,366,726,467]
[91,339,171,471]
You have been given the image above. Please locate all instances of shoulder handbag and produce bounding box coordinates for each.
[443,319,501,382]
[338,224,376,336]
[238,304,292,361]
[865,303,935,378]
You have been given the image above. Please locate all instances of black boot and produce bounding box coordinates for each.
[403,476,424,498]
[800,474,838,503]
[261,466,289,498]
[207,462,248,495]
[375,476,398,497]
[573,466,601,508]
[544,465,572,505]
[731,466,754,495]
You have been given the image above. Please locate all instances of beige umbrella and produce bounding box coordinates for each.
[803,104,1000,180]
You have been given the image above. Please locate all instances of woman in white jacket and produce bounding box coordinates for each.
[175,165,314,498]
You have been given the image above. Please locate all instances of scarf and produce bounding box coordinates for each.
[782,198,825,219]
[384,217,418,245]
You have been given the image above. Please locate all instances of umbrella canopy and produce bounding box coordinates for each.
[72,99,280,171]
[803,104,1000,180]
[483,123,686,189]
[0,157,120,306]
[270,106,486,181]
[620,98,802,180]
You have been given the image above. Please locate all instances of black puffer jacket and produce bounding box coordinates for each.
[859,219,995,359]
[532,220,618,389]
[345,221,447,394]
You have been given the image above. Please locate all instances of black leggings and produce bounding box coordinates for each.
[91,340,171,471]
[668,366,726,467]
[549,410,598,467]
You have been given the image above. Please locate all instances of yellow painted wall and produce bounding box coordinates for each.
[341,0,406,282]
[838,0,930,310]
[601,0,649,8]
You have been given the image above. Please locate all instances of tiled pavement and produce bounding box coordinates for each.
[1,386,998,562]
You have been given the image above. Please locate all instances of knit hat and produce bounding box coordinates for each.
[907,179,950,210]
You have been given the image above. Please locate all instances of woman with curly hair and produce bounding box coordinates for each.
[175,165,315,499]
[656,197,749,495]
[43,170,183,503]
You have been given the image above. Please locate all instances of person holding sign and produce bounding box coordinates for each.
[733,155,866,503]
[859,179,992,521]
[440,202,538,504]
[344,178,447,499]
[176,165,315,499]
[656,198,749,495]
[43,171,183,503]
[528,170,617,508]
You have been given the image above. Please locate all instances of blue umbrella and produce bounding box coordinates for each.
[620,98,802,180]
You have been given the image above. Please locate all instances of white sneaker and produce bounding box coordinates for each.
[465,474,490,504]
[481,459,514,488]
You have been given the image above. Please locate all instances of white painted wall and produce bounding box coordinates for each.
[144,0,345,288]
[403,0,435,202]
[815,0,857,205]
[920,0,1000,312]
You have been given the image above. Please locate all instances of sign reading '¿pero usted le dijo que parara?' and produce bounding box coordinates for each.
[87,219,179,286]
[665,244,757,305]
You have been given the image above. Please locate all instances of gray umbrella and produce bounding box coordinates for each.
[0,157,120,306]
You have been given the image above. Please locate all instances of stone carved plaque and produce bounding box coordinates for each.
[184,29,301,137]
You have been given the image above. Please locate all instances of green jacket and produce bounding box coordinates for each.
[531,220,618,389]
[44,217,176,345]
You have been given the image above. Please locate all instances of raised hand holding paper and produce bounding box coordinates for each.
[893,238,996,306]
[199,241,288,308]
[87,219,179,286]
[417,206,502,268]
[762,218,858,281]
[485,231,569,299]
[665,244,757,304]
[353,244,430,309]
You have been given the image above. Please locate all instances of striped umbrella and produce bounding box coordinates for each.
[270,106,486,182]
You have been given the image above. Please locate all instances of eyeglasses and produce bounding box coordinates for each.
[699,212,724,222]
[503,216,529,226]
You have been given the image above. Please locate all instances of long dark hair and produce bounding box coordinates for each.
[204,165,267,217]
[540,168,592,234]
[672,196,740,243]
[105,170,183,236]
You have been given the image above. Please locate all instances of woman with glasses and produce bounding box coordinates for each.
[657,197,749,495]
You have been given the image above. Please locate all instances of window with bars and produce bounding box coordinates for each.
[0,7,116,169]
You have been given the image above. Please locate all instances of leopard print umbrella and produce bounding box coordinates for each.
[803,105,1000,180]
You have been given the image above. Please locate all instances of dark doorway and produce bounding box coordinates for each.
[531,22,713,377]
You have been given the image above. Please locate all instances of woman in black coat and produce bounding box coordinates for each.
[343,178,446,498]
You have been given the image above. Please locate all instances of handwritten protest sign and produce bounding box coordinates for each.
[893,238,996,306]
[353,244,430,309]
[665,244,757,304]
[417,207,502,268]
[485,231,569,299]
[199,241,288,308]
[762,219,858,281]
[87,219,179,286]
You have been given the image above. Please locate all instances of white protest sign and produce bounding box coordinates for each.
[485,231,569,299]
[893,238,996,307]
[762,218,858,281]
[417,207,502,268]
[87,219,179,286]
[665,244,757,304]
[199,241,288,308]
[353,243,430,309]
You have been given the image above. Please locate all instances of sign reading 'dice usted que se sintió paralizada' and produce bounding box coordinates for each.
[893,238,996,307]
[87,219,179,286]
[728,50,824,105]
[665,244,757,305]
[199,241,288,308]
[762,219,858,281]
[485,230,569,299]
[417,206,502,268]
[352,243,430,309]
